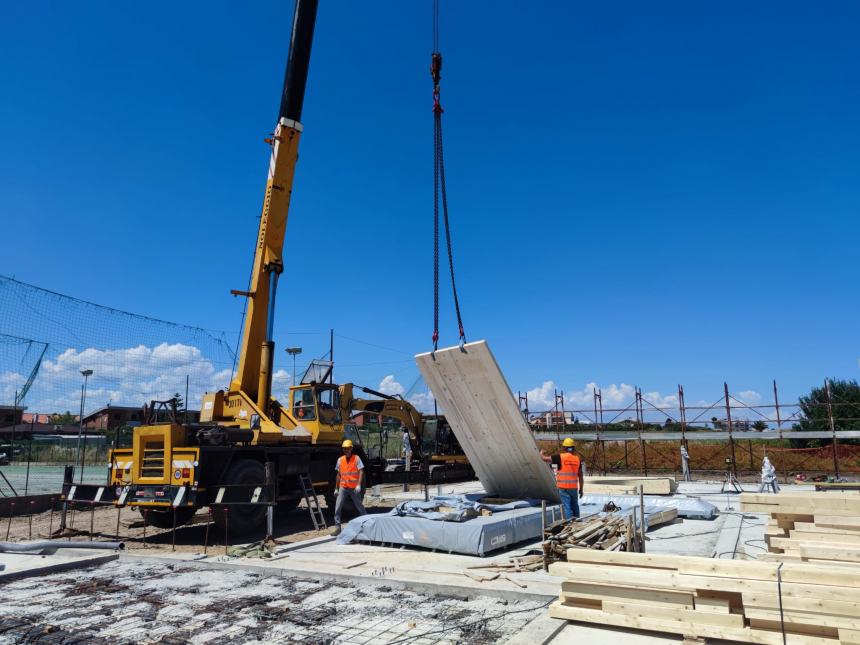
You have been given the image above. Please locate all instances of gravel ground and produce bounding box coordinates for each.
[0,560,545,644]
[1,487,404,555]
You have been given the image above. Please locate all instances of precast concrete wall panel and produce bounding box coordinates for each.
[415,340,560,502]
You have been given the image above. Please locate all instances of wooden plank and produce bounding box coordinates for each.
[549,601,839,645]
[815,515,860,530]
[784,531,860,544]
[561,549,860,587]
[415,341,559,501]
[584,476,677,495]
[693,595,731,614]
[748,619,838,640]
[744,606,860,631]
[601,599,745,629]
[560,581,694,608]
[838,628,860,644]
[742,591,860,617]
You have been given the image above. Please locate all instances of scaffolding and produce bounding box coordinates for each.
[522,380,860,480]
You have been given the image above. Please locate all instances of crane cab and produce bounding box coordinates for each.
[288,383,344,444]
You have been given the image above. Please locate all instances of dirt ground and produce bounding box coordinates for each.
[1,486,407,554]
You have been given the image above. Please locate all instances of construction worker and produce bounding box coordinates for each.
[680,444,692,482]
[758,455,780,494]
[540,437,584,519]
[332,439,367,535]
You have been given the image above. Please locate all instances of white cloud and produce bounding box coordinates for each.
[270,369,293,402]
[16,343,233,413]
[408,390,436,413]
[1,370,26,403]
[522,381,679,416]
[378,375,405,396]
[737,390,762,403]
[526,381,559,409]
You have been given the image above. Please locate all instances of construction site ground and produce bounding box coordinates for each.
[0,480,806,644]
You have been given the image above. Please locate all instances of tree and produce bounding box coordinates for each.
[752,420,768,432]
[792,379,860,447]
[172,392,184,413]
[51,411,77,425]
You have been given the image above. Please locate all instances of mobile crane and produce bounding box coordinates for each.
[63,0,476,535]
[95,0,376,533]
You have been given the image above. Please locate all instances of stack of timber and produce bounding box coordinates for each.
[549,549,860,644]
[542,508,677,563]
[740,492,860,563]
[584,476,678,495]
[544,514,639,560]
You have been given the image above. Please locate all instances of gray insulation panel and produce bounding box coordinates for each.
[415,341,560,502]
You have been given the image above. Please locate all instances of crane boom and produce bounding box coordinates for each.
[232,0,319,410]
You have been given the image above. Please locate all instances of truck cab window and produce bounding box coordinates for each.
[316,387,342,424]
[293,388,316,421]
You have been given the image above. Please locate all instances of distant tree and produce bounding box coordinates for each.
[711,416,719,429]
[791,379,860,447]
[172,392,184,413]
[51,411,77,425]
[752,420,768,432]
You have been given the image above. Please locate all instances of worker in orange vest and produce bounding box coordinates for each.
[333,439,367,535]
[540,437,584,519]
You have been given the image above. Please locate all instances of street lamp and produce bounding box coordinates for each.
[285,347,302,387]
[77,369,93,483]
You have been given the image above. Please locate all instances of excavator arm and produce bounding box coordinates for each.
[340,384,424,452]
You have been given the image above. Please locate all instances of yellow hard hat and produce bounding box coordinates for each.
[562,437,575,448]
[342,439,354,448]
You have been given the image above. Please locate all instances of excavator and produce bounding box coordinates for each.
[63,0,473,534]
[342,384,473,483]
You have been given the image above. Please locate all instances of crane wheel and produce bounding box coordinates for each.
[139,507,196,529]
[213,459,267,534]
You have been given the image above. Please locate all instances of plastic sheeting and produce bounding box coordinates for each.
[415,341,559,502]
[391,493,534,522]
[337,493,677,556]
[581,494,718,520]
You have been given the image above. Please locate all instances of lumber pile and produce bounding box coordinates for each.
[741,492,860,563]
[544,515,639,560]
[543,508,677,563]
[549,549,860,644]
[585,476,678,495]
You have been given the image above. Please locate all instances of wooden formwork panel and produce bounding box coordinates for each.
[416,340,560,502]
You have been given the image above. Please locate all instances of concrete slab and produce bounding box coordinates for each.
[0,548,118,581]
[0,559,544,644]
[416,341,559,501]
[126,537,562,603]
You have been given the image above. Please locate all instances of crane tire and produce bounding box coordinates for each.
[212,459,267,534]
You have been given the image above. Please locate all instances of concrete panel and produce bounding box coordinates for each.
[416,340,559,502]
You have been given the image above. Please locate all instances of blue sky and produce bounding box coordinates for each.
[2,1,859,414]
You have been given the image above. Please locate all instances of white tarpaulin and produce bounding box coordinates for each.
[416,340,560,502]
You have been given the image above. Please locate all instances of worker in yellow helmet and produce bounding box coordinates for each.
[540,437,584,519]
[333,439,367,535]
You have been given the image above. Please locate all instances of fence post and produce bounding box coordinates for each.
[825,379,840,478]
[724,383,738,479]
[636,387,647,476]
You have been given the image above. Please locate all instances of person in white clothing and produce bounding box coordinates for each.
[758,455,780,493]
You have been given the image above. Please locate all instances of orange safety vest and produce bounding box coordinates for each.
[338,455,361,489]
[556,452,580,489]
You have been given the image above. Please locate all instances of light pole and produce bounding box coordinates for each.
[286,347,302,387]
[77,369,93,483]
